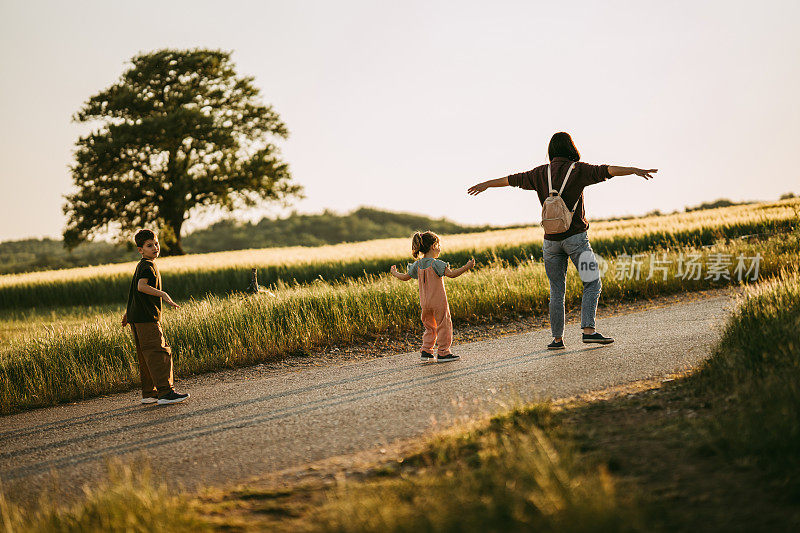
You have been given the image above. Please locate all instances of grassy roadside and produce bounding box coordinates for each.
[1,199,796,310]
[2,232,796,414]
[3,270,798,531]
[0,304,124,351]
[0,459,207,533]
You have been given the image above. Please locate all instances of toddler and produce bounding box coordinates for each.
[390,231,474,362]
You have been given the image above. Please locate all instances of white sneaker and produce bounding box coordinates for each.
[141,397,158,405]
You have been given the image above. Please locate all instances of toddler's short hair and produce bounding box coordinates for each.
[134,229,156,248]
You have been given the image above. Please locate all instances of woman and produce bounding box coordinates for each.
[467,132,657,349]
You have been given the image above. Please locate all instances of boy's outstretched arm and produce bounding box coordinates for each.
[468,177,509,196]
[390,265,412,281]
[445,258,475,278]
[137,278,181,308]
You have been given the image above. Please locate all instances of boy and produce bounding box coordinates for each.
[121,229,189,405]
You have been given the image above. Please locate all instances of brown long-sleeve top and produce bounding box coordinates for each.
[506,156,612,241]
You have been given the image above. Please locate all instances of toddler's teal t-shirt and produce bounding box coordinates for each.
[407,258,449,279]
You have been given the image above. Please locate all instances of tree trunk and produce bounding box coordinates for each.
[159,147,187,256]
[160,214,185,256]
[169,217,185,255]
[171,235,185,255]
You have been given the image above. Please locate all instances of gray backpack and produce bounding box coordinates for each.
[541,162,577,234]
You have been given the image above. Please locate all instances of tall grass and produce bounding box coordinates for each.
[0,304,123,352]
[0,459,205,532]
[1,233,796,414]
[1,199,797,310]
[317,411,640,532]
[695,269,800,496]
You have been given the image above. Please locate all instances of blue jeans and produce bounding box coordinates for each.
[542,231,601,338]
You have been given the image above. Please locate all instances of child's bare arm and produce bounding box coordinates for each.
[445,258,475,278]
[390,265,413,281]
[137,278,181,308]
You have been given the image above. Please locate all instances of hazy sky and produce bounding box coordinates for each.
[1,0,798,242]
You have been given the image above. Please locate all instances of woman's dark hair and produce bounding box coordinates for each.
[548,132,580,162]
[411,231,439,259]
[134,229,156,247]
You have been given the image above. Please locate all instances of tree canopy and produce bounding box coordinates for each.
[63,48,302,254]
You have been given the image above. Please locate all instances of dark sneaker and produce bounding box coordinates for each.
[157,391,190,405]
[436,353,460,363]
[547,339,565,350]
[420,350,434,361]
[140,396,158,405]
[582,332,615,345]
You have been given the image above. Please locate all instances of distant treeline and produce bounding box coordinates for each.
[0,240,140,276]
[592,192,795,222]
[182,207,498,253]
[0,208,498,275]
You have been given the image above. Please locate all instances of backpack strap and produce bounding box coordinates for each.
[547,162,577,197]
[557,162,576,196]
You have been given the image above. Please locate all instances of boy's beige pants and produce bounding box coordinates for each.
[130,322,174,397]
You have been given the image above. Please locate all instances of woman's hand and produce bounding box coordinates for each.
[609,166,658,179]
[467,182,489,195]
[634,168,658,180]
[121,312,128,329]
[466,258,475,269]
[468,177,509,195]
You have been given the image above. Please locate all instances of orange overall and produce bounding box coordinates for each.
[410,259,453,356]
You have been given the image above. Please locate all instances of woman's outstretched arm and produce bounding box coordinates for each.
[608,166,658,179]
[467,177,509,195]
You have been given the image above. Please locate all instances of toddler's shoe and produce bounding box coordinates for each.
[157,391,190,405]
[420,350,434,361]
[436,353,460,363]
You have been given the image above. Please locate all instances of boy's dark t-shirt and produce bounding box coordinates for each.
[505,157,612,241]
[126,259,162,323]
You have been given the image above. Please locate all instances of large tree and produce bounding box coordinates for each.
[64,49,302,254]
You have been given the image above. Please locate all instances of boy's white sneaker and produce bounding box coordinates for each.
[141,397,158,405]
